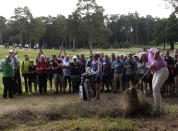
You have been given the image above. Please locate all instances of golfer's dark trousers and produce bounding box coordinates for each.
[3,77,14,98]
[14,69,22,95]
[38,74,47,94]
[23,73,28,93]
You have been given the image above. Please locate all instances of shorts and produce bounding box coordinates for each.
[53,74,64,83]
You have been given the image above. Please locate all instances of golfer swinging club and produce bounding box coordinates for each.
[140,48,169,112]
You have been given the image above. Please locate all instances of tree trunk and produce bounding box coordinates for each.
[135,23,138,44]
[20,31,23,45]
[147,31,150,45]
[26,32,28,44]
[163,41,165,50]
[73,37,75,52]
[0,31,2,44]
[65,38,68,49]
[69,38,71,49]
[62,39,64,47]
[89,40,93,55]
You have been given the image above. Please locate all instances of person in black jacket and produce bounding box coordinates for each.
[70,56,81,93]
[28,60,37,94]
[79,54,86,74]
[174,49,178,95]
[164,50,174,96]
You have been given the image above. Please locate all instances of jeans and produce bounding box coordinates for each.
[3,77,14,98]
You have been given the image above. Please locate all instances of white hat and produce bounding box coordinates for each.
[72,56,77,60]
[40,55,45,59]
[139,52,146,60]
[9,50,13,53]
[5,55,9,59]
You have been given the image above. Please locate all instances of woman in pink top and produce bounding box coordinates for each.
[140,48,169,112]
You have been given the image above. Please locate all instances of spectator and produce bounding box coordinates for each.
[70,56,81,93]
[86,55,93,68]
[10,50,22,95]
[174,49,178,95]
[1,51,18,98]
[112,55,124,93]
[102,55,112,92]
[47,56,53,92]
[21,55,30,93]
[139,60,149,96]
[52,55,64,93]
[124,53,137,89]
[28,60,37,94]
[63,55,71,93]
[36,55,48,94]
[79,54,86,74]
[164,50,174,96]
[111,53,116,91]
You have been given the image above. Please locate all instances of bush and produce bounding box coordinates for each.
[3,108,37,122]
[0,93,156,130]
[112,41,131,48]
[102,43,110,49]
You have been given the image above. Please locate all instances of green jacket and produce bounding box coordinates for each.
[1,59,14,77]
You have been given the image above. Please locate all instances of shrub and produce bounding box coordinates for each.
[3,108,37,122]
[102,43,110,49]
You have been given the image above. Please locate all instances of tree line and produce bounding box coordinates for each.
[0,0,178,51]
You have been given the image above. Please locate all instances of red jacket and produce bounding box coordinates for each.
[36,61,48,74]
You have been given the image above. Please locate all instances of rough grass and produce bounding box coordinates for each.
[0,93,154,130]
[0,93,177,130]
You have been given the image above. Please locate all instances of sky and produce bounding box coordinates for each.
[0,0,174,19]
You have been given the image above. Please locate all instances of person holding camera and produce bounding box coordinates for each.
[28,60,38,94]
[21,54,30,93]
[1,50,18,98]
[70,56,81,93]
[52,55,64,94]
[124,53,137,89]
[10,50,22,95]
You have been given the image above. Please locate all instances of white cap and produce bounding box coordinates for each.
[72,56,77,60]
[139,52,146,60]
[40,55,45,59]
[9,50,13,53]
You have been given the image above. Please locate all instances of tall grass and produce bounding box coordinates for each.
[0,93,154,130]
